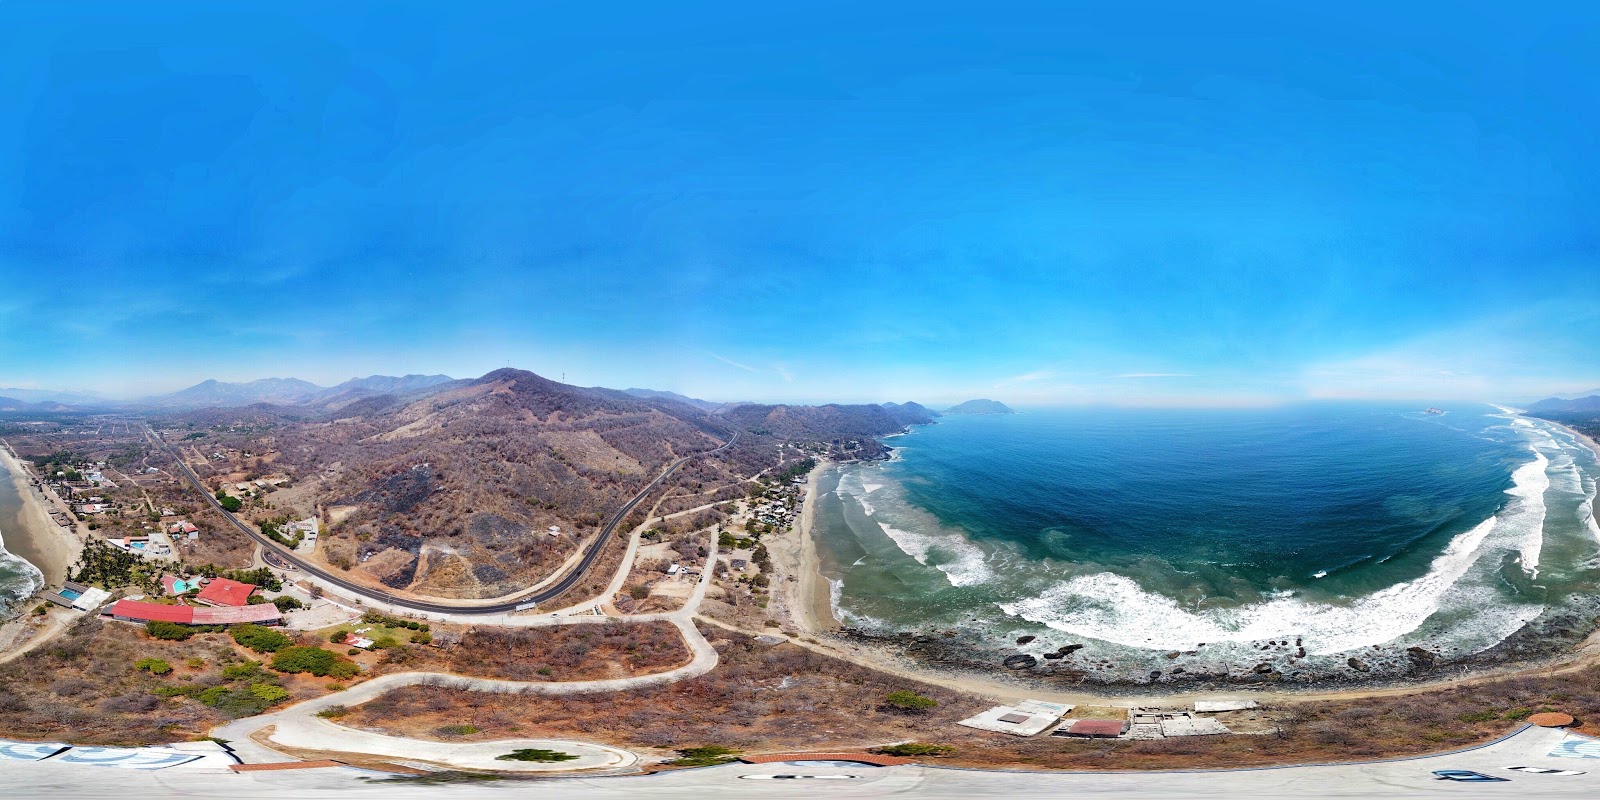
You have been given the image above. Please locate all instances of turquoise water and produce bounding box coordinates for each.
[813,403,1600,678]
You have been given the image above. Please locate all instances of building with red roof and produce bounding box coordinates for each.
[195,578,256,607]
[106,599,281,626]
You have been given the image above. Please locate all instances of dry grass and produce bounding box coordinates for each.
[376,621,691,682]
[0,616,229,745]
[341,625,1600,770]
[342,623,989,750]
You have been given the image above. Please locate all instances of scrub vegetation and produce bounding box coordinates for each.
[340,625,1600,770]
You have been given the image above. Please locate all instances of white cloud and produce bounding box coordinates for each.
[709,352,758,372]
[1300,302,1600,401]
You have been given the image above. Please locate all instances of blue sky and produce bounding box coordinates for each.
[1,2,1596,404]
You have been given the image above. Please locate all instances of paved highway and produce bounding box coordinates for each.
[147,425,737,615]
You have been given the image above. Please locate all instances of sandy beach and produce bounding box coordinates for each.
[1547,418,1600,461]
[0,442,83,589]
[773,458,838,635]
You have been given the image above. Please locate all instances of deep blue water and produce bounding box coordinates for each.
[891,404,1517,596]
[813,403,1600,676]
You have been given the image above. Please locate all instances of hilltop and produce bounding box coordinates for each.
[148,378,323,408]
[135,369,951,597]
[1526,394,1600,414]
[945,399,1014,415]
[882,401,940,426]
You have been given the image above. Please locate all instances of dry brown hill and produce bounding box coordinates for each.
[161,369,930,599]
[261,369,734,597]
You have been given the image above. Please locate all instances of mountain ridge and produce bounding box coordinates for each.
[945,398,1014,414]
[1526,395,1600,414]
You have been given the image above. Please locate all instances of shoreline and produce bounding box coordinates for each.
[774,412,1600,703]
[1539,415,1600,462]
[0,442,83,596]
[777,457,838,635]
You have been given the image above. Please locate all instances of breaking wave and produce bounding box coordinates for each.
[999,433,1558,655]
[838,468,995,588]
[0,527,44,618]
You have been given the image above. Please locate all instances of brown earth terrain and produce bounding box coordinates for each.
[341,623,1600,771]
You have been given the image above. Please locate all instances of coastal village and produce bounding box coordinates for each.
[0,402,1597,780]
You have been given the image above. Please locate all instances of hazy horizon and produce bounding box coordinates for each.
[2,3,1596,406]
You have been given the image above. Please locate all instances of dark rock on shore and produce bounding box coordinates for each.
[1003,654,1039,669]
[1347,657,1369,672]
[1406,646,1438,666]
[1016,635,1035,645]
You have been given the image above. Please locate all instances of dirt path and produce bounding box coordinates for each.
[211,540,724,771]
[0,610,71,666]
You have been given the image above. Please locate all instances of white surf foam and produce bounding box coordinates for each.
[1000,511,1502,654]
[837,466,995,588]
[1582,471,1600,544]
[1000,436,1562,656]
[0,526,45,617]
[1503,446,1549,577]
[878,524,994,587]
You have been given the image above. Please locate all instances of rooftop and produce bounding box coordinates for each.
[106,599,281,626]
[195,578,255,607]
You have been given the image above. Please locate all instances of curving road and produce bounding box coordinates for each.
[147,425,737,615]
[209,537,723,773]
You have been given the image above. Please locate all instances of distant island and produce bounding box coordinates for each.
[945,399,1014,415]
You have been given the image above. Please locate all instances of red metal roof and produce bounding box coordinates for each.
[196,578,256,607]
[192,604,281,625]
[107,599,280,626]
[1066,719,1125,737]
[109,599,194,624]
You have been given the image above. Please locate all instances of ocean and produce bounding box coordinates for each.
[812,403,1600,681]
[0,458,45,618]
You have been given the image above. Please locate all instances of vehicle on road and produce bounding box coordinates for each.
[1504,766,1585,776]
[1432,769,1509,782]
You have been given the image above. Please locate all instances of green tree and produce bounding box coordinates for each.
[873,742,954,757]
[218,495,243,512]
[222,660,262,680]
[248,683,290,705]
[230,624,294,653]
[135,657,172,675]
[145,620,194,641]
[497,749,578,763]
[666,746,741,767]
[269,646,353,677]
[884,690,939,712]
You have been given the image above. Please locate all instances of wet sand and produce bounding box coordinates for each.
[773,458,837,634]
[0,442,82,588]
